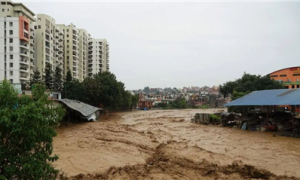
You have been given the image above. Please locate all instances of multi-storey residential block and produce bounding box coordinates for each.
[34,14,64,77]
[88,39,110,77]
[57,24,80,81]
[0,0,35,87]
[78,29,90,81]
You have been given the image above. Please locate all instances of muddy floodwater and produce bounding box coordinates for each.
[53,109,300,180]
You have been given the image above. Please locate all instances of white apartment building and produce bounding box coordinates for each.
[0,0,35,86]
[34,14,64,76]
[78,29,90,81]
[57,24,81,81]
[88,39,110,77]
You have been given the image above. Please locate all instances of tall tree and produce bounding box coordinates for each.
[65,69,72,83]
[0,80,65,179]
[44,63,53,90]
[30,70,42,87]
[53,66,63,91]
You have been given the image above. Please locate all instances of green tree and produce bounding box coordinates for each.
[220,73,283,98]
[53,66,63,91]
[44,63,53,90]
[65,69,72,83]
[63,80,86,102]
[30,70,42,87]
[82,76,101,107]
[0,80,65,179]
[131,95,139,109]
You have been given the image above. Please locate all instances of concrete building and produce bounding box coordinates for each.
[0,0,35,87]
[34,14,64,77]
[88,38,109,77]
[57,23,80,80]
[269,67,300,89]
[78,29,90,81]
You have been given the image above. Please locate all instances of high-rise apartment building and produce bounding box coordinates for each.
[34,14,64,77]
[88,39,110,77]
[78,29,90,81]
[0,0,35,86]
[57,24,81,81]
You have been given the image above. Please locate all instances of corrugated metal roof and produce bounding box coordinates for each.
[58,99,102,117]
[224,89,300,106]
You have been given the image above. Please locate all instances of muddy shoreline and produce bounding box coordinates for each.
[53,109,300,179]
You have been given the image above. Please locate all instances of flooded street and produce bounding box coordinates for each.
[53,109,300,179]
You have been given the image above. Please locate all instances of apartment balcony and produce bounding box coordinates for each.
[20,75,28,80]
[30,54,34,60]
[30,40,34,46]
[88,69,93,72]
[30,69,34,75]
[30,48,34,53]
[20,42,29,49]
[30,32,34,38]
[45,28,50,34]
[20,51,28,57]
[20,66,29,73]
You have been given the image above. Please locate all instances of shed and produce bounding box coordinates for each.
[58,99,102,122]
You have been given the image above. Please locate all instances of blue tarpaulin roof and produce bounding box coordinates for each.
[224,89,300,106]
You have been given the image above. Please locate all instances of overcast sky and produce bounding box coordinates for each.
[19,0,300,90]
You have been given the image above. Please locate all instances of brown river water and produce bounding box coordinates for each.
[53,109,300,180]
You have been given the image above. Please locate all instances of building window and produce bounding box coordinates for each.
[270,75,278,77]
[293,74,300,76]
[10,55,13,59]
[38,25,41,29]
[10,71,13,76]
[9,30,13,35]
[67,35,69,38]
[2,9,4,12]
[67,45,69,48]
[292,85,295,89]
[9,46,13,51]
[279,74,287,77]
[10,63,13,67]
[9,22,13,26]
[67,40,69,43]
[10,79,13,84]
[9,38,13,43]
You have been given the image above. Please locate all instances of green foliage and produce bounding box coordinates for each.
[131,95,139,109]
[63,72,134,113]
[169,98,187,109]
[65,69,72,83]
[30,70,42,87]
[53,66,63,91]
[219,73,283,98]
[44,63,53,90]
[63,79,86,102]
[209,114,221,122]
[199,104,210,109]
[0,80,65,179]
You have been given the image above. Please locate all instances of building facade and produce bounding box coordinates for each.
[88,39,109,77]
[0,0,35,86]
[269,67,300,89]
[57,24,80,81]
[78,29,90,81]
[0,0,111,86]
[34,14,64,77]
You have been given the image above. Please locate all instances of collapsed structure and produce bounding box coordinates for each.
[58,99,102,122]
